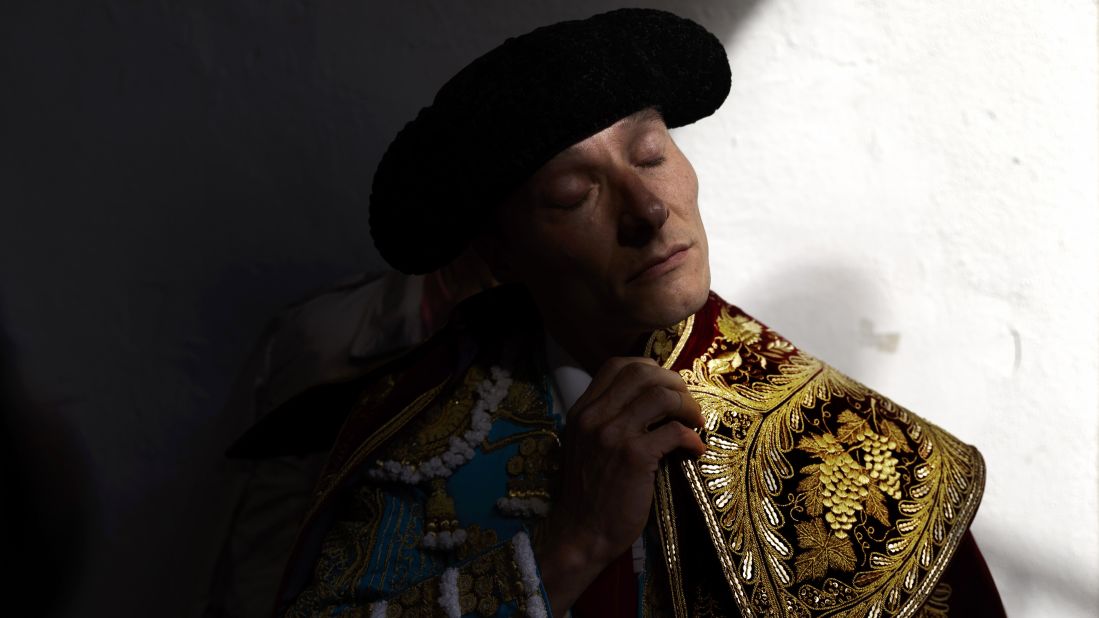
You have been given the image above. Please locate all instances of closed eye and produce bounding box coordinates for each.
[549,187,593,210]
[638,156,666,169]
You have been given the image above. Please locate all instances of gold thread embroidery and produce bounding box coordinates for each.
[494,377,555,427]
[454,525,500,562]
[502,436,560,502]
[285,488,424,616]
[424,478,460,537]
[347,542,529,618]
[650,312,695,618]
[305,378,450,526]
[645,314,695,367]
[655,462,690,618]
[913,582,951,617]
[481,428,561,453]
[380,367,487,464]
[336,485,386,592]
[675,304,983,617]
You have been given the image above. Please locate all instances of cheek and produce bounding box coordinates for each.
[510,223,589,280]
[542,212,614,264]
[673,150,701,208]
[550,235,604,280]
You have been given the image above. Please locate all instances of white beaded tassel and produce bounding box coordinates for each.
[422,527,469,550]
[438,567,461,618]
[495,495,551,518]
[368,366,512,485]
[511,531,549,618]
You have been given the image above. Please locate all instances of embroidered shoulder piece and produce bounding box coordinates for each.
[649,293,985,618]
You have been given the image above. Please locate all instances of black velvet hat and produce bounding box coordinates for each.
[369,8,731,274]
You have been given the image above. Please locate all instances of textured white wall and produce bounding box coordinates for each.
[674,1,1099,616]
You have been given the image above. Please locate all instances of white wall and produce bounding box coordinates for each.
[676,1,1098,616]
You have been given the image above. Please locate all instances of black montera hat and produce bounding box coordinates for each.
[369,8,731,274]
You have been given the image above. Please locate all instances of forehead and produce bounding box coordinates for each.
[523,108,668,183]
[554,107,667,158]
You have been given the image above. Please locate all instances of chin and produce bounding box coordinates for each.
[627,267,711,329]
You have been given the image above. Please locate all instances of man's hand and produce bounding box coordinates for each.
[534,357,706,615]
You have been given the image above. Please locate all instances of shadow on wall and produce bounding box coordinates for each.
[0,313,97,618]
[975,524,1099,616]
[3,2,769,617]
[725,263,890,382]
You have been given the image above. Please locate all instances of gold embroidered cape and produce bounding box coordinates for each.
[644,292,985,618]
[274,286,989,617]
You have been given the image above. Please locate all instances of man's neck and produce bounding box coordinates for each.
[539,317,650,375]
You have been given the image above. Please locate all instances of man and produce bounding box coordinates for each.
[242,8,1004,616]
[210,256,494,617]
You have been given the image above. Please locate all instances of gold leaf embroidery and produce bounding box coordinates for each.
[794,519,857,582]
[674,301,984,617]
[706,350,743,376]
[716,310,763,346]
[835,410,872,445]
[879,418,913,454]
[863,483,891,527]
[651,329,675,362]
[796,465,824,517]
[798,433,847,458]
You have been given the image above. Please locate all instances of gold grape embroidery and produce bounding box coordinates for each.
[677,304,984,617]
[796,408,910,542]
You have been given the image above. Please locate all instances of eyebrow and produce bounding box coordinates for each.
[556,108,665,158]
[621,107,665,127]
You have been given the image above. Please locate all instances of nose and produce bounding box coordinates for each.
[616,172,669,247]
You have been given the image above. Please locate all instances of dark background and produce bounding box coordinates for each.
[1,2,760,615]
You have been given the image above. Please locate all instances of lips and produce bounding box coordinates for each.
[628,243,691,282]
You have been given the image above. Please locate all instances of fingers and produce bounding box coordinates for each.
[569,358,706,446]
[571,359,686,425]
[572,356,658,412]
[596,362,687,413]
[622,385,705,432]
[637,421,707,460]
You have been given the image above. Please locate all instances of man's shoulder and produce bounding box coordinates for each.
[665,290,988,617]
[226,285,540,459]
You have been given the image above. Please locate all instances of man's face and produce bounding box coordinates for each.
[486,107,711,337]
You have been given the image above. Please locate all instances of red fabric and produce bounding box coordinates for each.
[936,531,1007,617]
[572,549,638,618]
